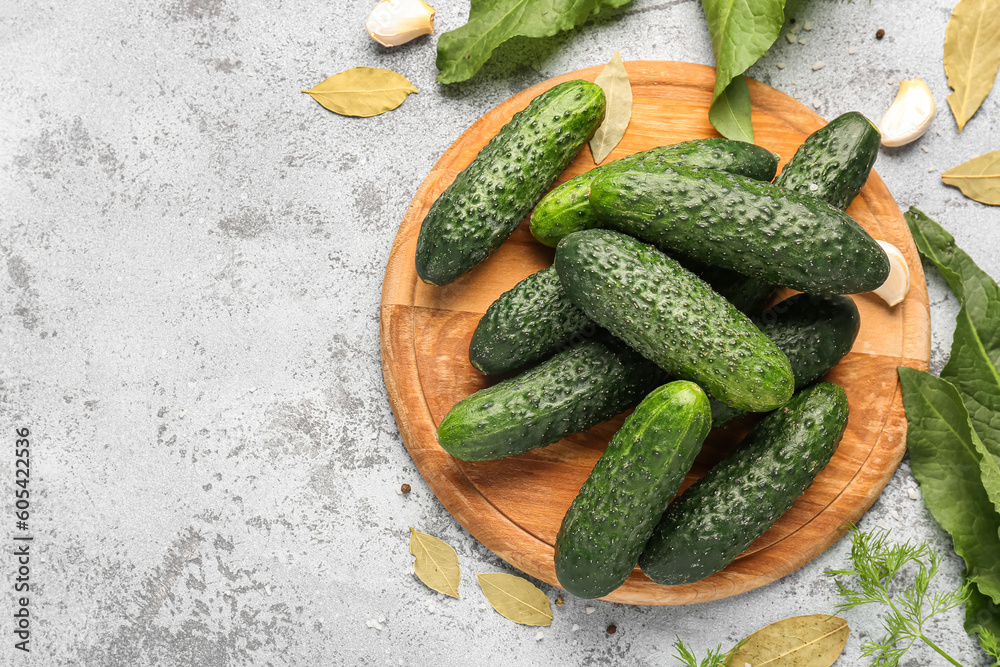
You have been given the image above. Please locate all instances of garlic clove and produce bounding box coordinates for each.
[366,0,435,48]
[878,78,935,147]
[872,240,911,307]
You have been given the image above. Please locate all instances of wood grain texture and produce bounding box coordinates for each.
[380,61,931,605]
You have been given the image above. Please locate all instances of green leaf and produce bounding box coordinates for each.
[708,75,754,143]
[941,150,1000,205]
[302,67,417,117]
[700,0,786,138]
[965,576,1000,641]
[897,367,1000,604]
[435,0,633,85]
[905,207,1000,460]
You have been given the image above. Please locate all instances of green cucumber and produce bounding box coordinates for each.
[469,267,595,375]
[711,293,861,426]
[554,381,711,599]
[681,260,776,316]
[469,257,770,376]
[415,80,606,286]
[555,229,794,412]
[529,139,779,247]
[589,165,890,295]
[702,112,881,306]
[774,112,881,211]
[638,381,849,585]
[438,333,665,461]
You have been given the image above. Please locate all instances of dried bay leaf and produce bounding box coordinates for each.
[476,573,552,626]
[302,67,417,117]
[944,0,1000,132]
[409,527,461,598]
[942,150,1000,205]
[725,614,849,667]
[590,51,632,164]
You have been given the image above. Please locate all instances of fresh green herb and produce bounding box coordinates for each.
[898,367,1000,572]
[905,206,1000,454]
[981,628,1000,663]
[902,207,1000,655]
[435,0,632,84]
[707,74,754,143]
[700,0,787,140]
[671,638,733,667]
[828,529,997,667]
[967,584,1000,645]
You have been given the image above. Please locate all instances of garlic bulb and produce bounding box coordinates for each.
[366,0,435,48]
[878,79,935,147]
[872,240,911,307]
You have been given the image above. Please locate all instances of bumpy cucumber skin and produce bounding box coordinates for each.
[639,381,849,585]
[680,259,776,316]
[555,230,794,412]
[590,165,890,295]
[774,112,881,211]
[554,381,711,599]
[529,139,779,247]
[415,81,606,286]
[438,334,665,461]
[470,258,770,377]
[469,267,593,375]
[711,294,861,426]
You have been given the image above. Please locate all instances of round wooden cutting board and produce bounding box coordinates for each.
[380,61,930,605]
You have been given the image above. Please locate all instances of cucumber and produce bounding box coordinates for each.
[774,112,881,211]
[438,333,665,461]
[469,267,594,375]
[554,381,711,599]
[711,293,861,426]
[415,80,606,286]
[529,139,779,247]
[638,381,849,585]
[469,258,769,376]
[702,112,881,307]
[681,261,776,316]
[555,229,794,412]
[589,165,890,295]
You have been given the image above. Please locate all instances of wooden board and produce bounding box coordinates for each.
[380,61,931,605]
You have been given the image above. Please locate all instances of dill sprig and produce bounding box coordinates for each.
[827,528,999,667]
[671,638,737,667]
[979,629,1000,666]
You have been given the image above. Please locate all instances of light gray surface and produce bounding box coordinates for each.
[2,0,998,665]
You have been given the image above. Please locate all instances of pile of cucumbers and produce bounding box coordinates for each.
[413,79,885,599]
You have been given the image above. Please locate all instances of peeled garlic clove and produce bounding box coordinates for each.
[366,0,435,48]
[878,78,935,147]
[872,240,911,307]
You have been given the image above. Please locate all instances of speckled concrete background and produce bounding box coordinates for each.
[2,0,998,665]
